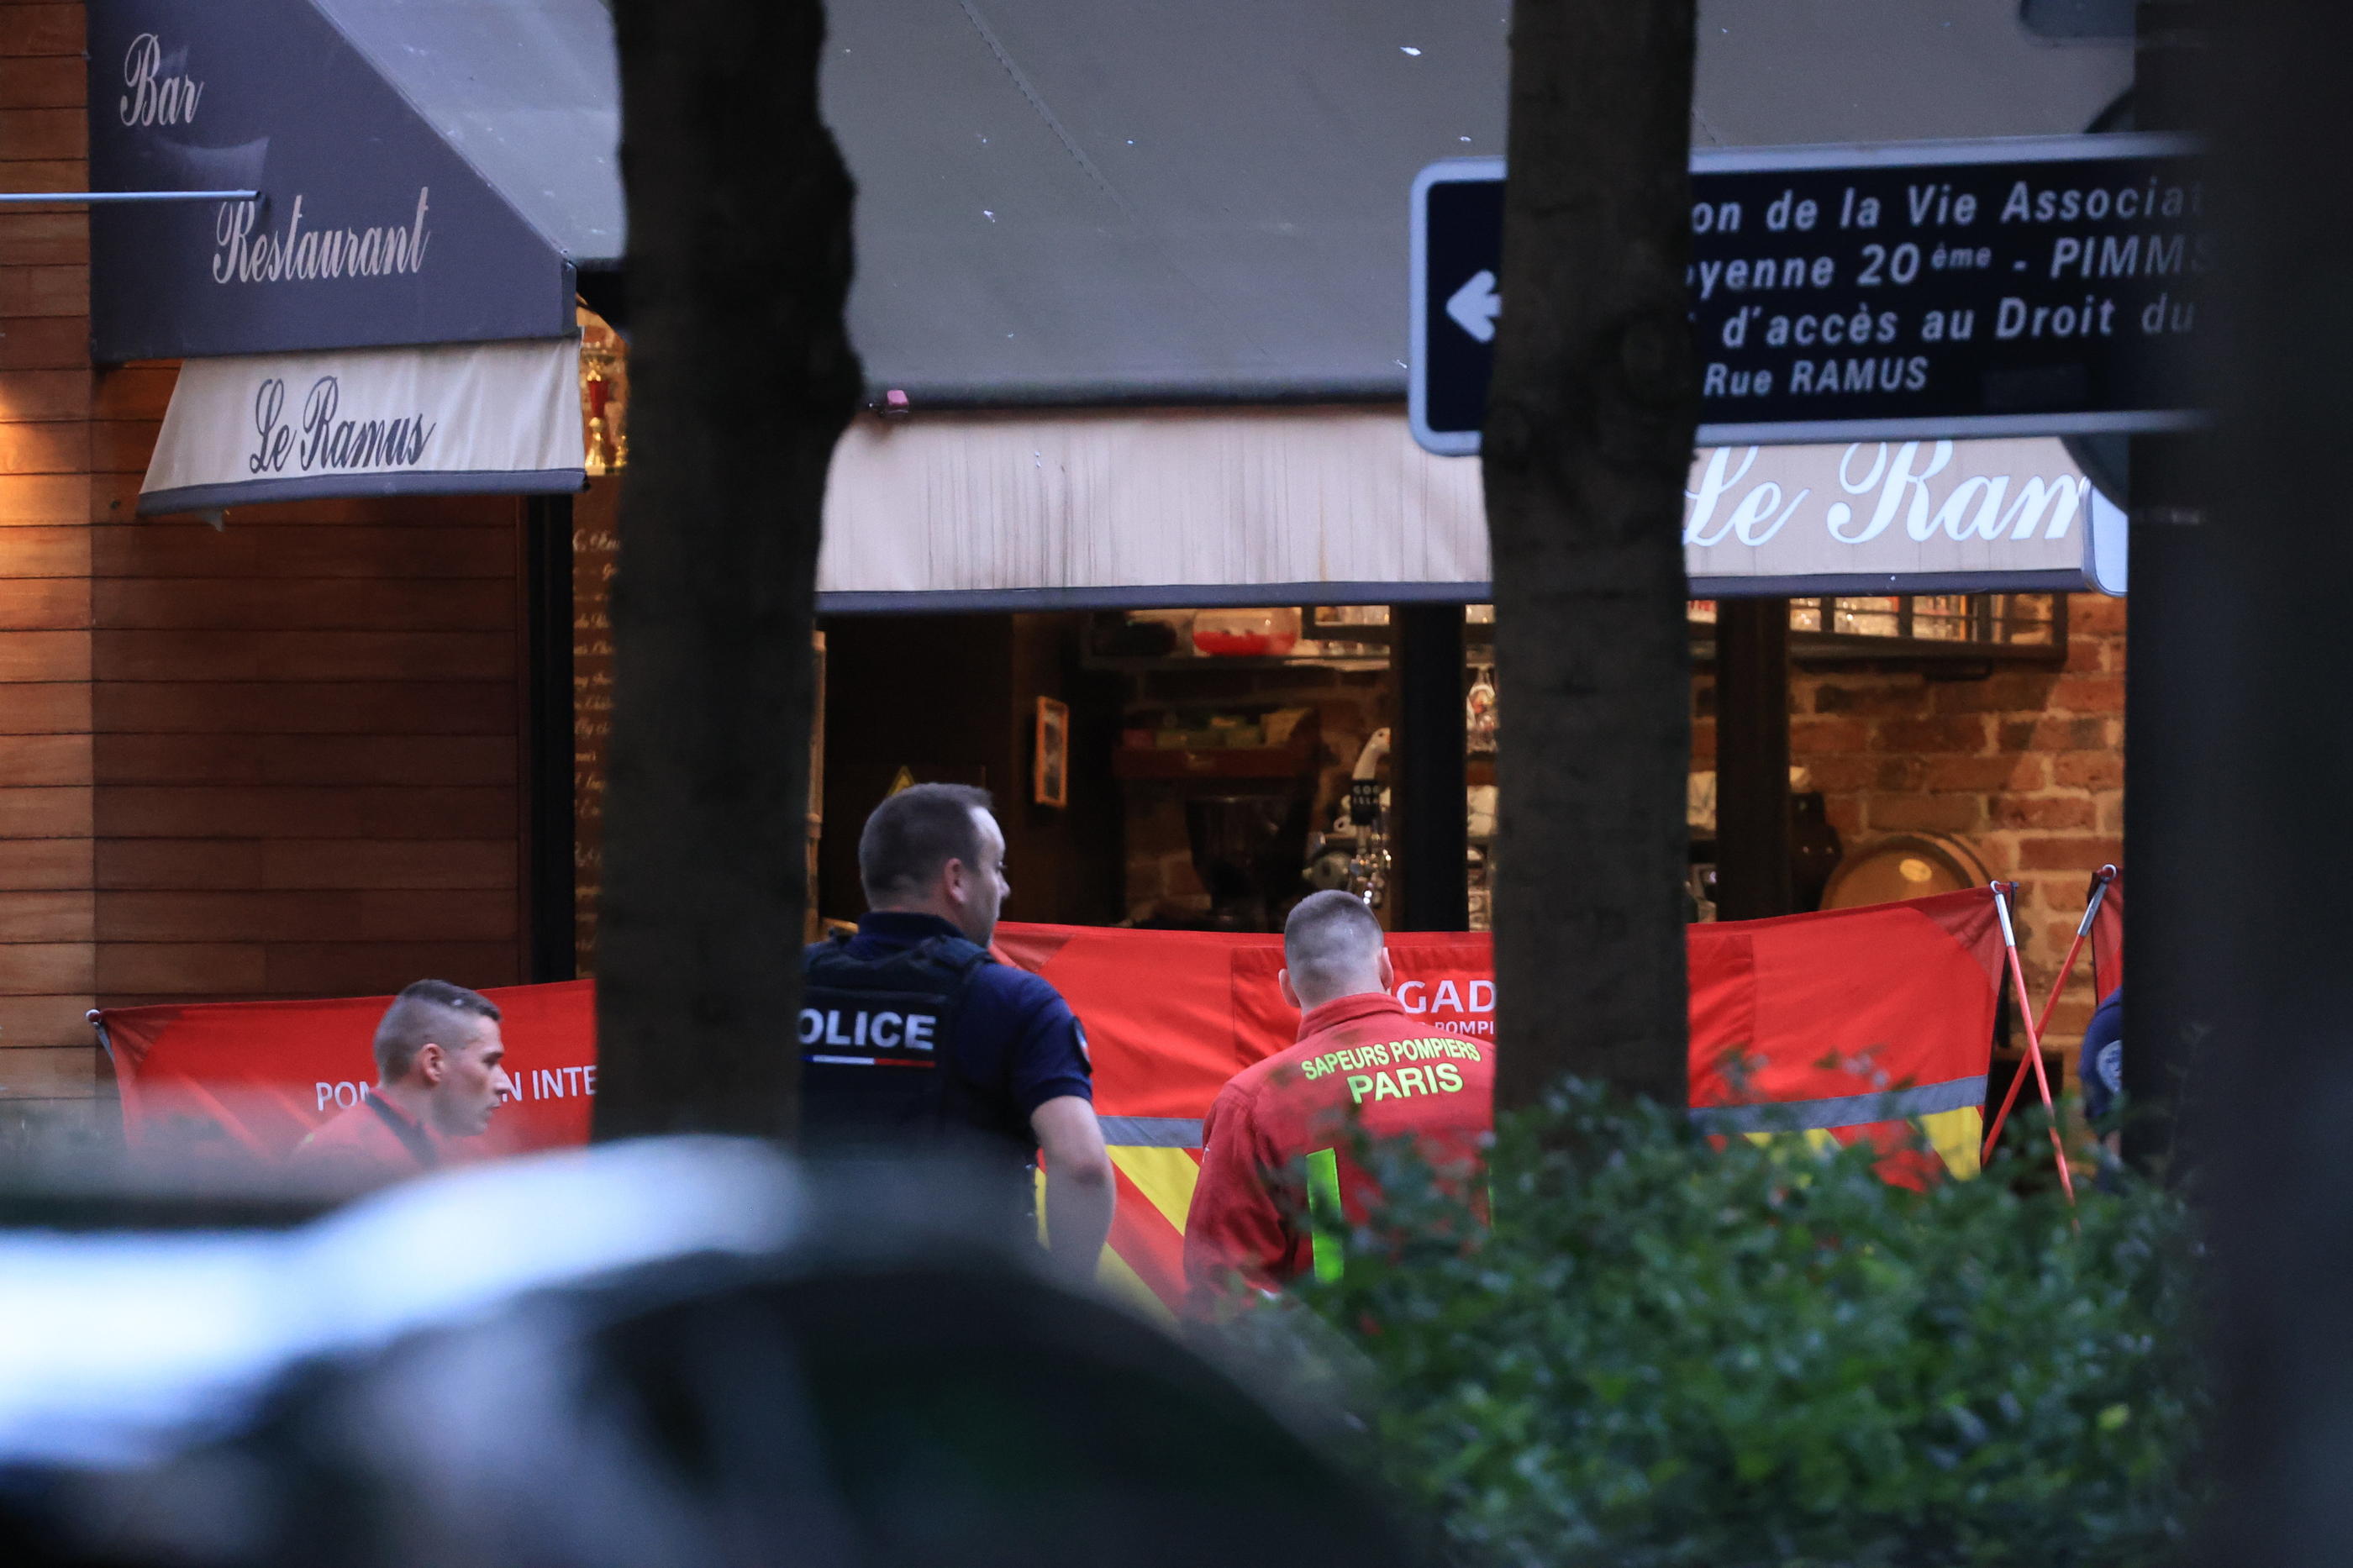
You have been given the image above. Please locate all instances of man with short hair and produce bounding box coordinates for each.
[803,782,1114,1280]
[1182,891,1495,1313]
[289,979,513,1186]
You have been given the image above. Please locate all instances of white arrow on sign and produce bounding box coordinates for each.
[1445,269,1500,343]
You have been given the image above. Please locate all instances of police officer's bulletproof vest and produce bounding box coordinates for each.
[799,934,1029,1174]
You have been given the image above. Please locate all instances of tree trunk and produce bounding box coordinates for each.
[2198,3,2353,1563]
[1484,0,1698,1113]
[592,0,861,1141]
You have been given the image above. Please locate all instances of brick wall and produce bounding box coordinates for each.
[1695,592,2127,1055]
[0,0,99,1147]
[1124,594,2126,1062]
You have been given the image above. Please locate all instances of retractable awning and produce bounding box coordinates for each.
[89,0,2130,392]
[814,412,2125,608]
[90,0,2133,588]
[87,0,616,362]
[137,339,585,515]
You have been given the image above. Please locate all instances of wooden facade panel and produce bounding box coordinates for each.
[95,680,515,735]
[0,108,87,161]
[0,6,83,55]
[95,942,267,995]
[0,887,87,939]
[0,1044,96,1097]
[96,839,259,890]
[97,889,517,944]
[0,477,90,527]
[91,366,174,420]
[0,313,86,367]
[0,627,87,679]
[94,629,515,682]
[93,733,515,787]
[0,210,86,268]
[261,839,517,891]
[0,943,95,994]
[0,729,88,783]
[0,994,101,1048]
[0,523,95,574]
[92,524,516,579]
[0,55,81,108]
[89,417,157,474]
[95,576,515,631]
[0,159,80,191]
[97,785,514,839]
[262,942,520,997]
[0,681,89,733]
[0,260,85,316]
[0,418,86,474]
[0,835,88,888]
[96,838,517,891]
[0,576,85,627]
[0,784,91,836]
[0,368,89,419]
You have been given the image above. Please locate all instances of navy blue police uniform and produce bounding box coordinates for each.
[2080,984,2124,1124]
[800,911,1093,1222]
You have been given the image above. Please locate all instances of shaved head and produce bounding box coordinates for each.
[1282,891,1389,1010]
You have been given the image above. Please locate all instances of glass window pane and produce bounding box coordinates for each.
[1834,597,1900,638]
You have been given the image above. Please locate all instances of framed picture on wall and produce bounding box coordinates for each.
[1034,697,1070,809]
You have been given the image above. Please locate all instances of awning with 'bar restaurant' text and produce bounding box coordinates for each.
[138,338,583,516]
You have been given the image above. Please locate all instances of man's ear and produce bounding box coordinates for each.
[415,1041,445,1087]
[1277,968,1300,1011]
[1377,950,1396,990]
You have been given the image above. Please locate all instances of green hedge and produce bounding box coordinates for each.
[1254,1084,2206,1568]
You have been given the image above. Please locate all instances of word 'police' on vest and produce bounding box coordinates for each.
[798,1007,940,1052]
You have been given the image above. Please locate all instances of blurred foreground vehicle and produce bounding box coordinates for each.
[0,1140,1425,1568]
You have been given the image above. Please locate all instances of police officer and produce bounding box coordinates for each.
[802,782,1113,1280]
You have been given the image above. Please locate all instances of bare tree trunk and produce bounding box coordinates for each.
[592,0,861,1141]
[1485,0,1698,1112]
[2198,3,2353,1562]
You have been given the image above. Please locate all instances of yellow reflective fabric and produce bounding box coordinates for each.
[1918,1106,1983,1178]
[1095,1244,1176,1321]
[1109,1145,1201,1232]
[1306,1147,1345,1282]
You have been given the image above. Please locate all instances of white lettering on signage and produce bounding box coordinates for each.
[794,1008,940,1050]
[1684,442,2091,551]
[527,1066,596,1099]
[212,189,433,287]
[314,1081,371,1111]
[249,376,435,476]
[1392,976,1498,1035]
[120,33,203,127]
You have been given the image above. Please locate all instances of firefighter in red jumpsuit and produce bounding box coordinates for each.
[1182,891,1494,1314]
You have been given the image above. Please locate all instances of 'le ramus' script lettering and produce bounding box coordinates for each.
[1683,441,2088,549]
[213,190,431,286]
[250,376,436,476]
[120,33,202,126]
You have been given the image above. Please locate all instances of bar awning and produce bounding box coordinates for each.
[93,0,2133,581]
[815,413,2124,609]
[138,339,584,515]
[89,0,2129,392]
[87,0,617,362]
